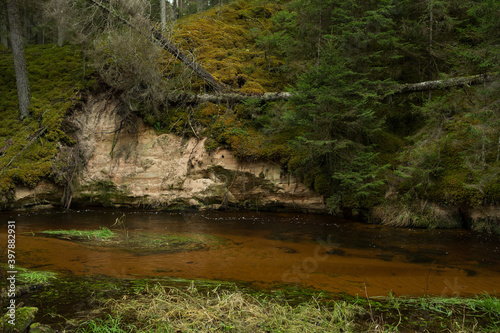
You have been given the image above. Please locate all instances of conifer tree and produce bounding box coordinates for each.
[287,0,401,214]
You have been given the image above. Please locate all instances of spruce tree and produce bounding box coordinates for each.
[287,0,401,214]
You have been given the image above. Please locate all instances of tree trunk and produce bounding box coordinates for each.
[151,28,226,91]
[57,24,65,47]
[177,0,183,17]
[160,0,166,30]
[167,91,294,104]
[429,0,433,50]
[197,0,205,13]
[390,74,499,95]
[6,0,30,118]
[1,6,9,48]
[166,1,175,22]
[497,134,500,162]
[172,0,178,20]
[163,74,498,104]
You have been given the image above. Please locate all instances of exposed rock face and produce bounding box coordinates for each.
[66,94,326,212]
[13,181,62,210]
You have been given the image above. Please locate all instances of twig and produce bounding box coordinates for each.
[364,283,379,332]
[0,126,47,175]
[187,110,200,140]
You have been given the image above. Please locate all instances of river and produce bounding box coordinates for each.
[1,209,499,297]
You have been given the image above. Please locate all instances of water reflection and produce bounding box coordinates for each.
[1,209,499,296]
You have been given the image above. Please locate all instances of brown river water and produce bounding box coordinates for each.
[1,209,499,297]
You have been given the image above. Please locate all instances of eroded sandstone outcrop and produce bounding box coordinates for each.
[59,94,326,212]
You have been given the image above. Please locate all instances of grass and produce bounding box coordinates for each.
[120,233,224,254]
[0,265,58,285]
[40,227,116,240]
[352,292,500,332]
[9,273,500,332]
[76,282,362,333]
[78,314,132,333]
[18,270,58,284]
[37,227,226,254]
[72,284,500,333]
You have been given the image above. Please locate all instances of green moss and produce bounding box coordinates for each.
[77,180,132,207]
[29,323,55,333]
[1,307,38,333]
[170,0,290,92]
[0,44,90,202]
[313,173,331,195]
[484,174,500,204]
[240,80,265,94]
[430,173,483,206]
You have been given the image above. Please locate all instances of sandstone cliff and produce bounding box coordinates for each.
[13,94,325,212]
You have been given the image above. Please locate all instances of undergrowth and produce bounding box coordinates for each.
[0,44,91,204]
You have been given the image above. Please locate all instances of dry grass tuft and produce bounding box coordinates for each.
[81,283,363,332]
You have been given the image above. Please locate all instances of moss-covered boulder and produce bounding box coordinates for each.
[1,307,38,333]
[26,322,55,333]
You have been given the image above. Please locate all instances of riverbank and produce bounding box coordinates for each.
[2,273,500,332]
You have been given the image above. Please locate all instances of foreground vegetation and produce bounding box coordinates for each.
[2,272,500,332]
[75,284,500,333]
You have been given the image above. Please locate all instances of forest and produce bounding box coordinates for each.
[2,1,500,332]
[1,0,499,232]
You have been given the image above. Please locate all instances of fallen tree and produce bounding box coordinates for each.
[165,91,295,104]
[88,1,497,103]
[165,73,499,104]
[391,73,499,94]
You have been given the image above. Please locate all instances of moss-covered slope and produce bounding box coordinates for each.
[0,44,90,204]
